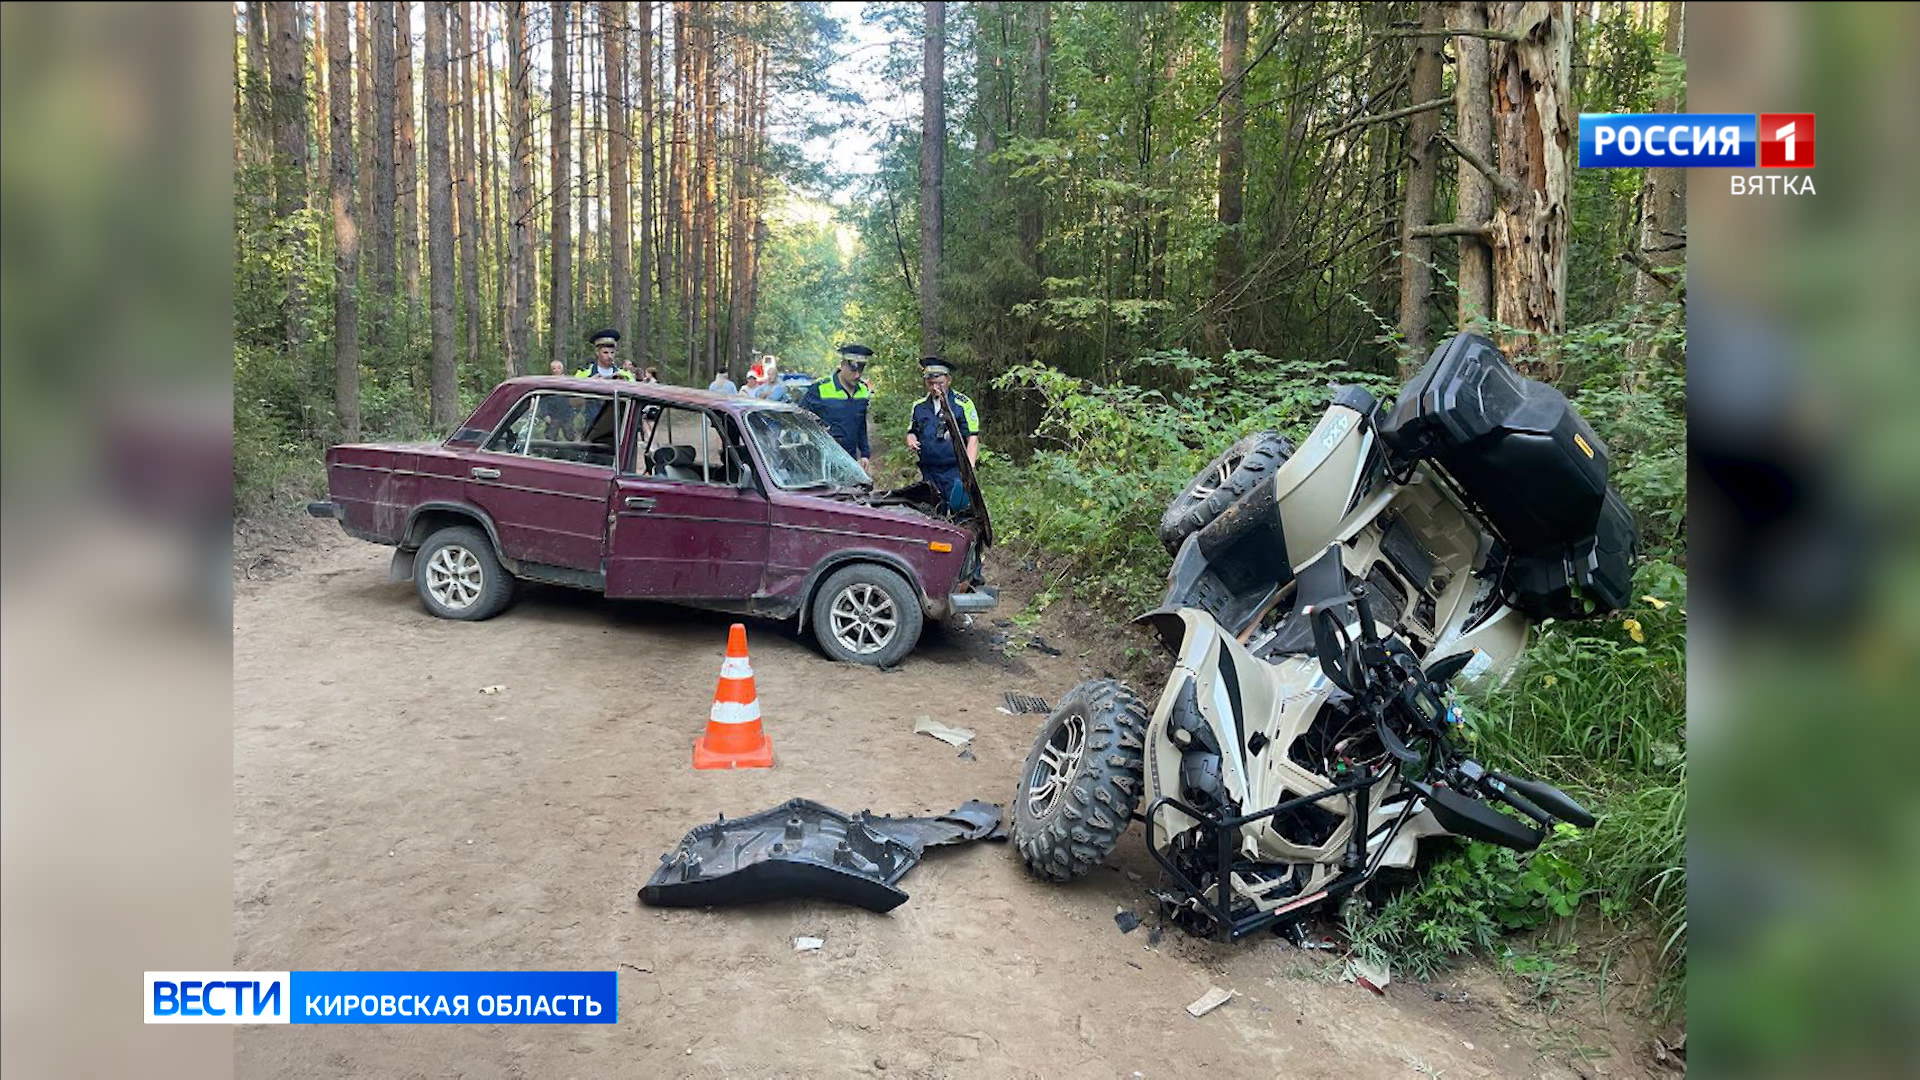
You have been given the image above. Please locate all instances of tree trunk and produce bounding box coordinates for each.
[267,1,310,352]
[1398,0,1446,364]
[454,2,481,369]
[1212,0,1248,349]
[1633,0,1684,304]
[575,9,592,327]
[1488,1,1572,362]
[396,3,420,311]
[548,1,573,368]
[697,7,718,379]
[1450,0,1495,332]
[312,2,329,189]
[506,0,533,375]
[670,2,690,377]
[245,0,271,169]
[1020,2,1049,275]
[357,1,374,221]
[638,0,655,364]
[484,2,509,370]
[920,1,945,357]
[327,0,362,440]
[425,2,458,427]
[604,1,633,353]
[371,1,398,312]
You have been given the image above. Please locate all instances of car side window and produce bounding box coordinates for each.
[483,392,617,467]
[641,406,737,485]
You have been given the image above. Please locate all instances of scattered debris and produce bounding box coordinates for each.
[640,798,1006,913]
[1186,986,1235,1018]
[1114,909,1141,934]
[995,707,1014,715]
[1003,691,1052,714]
[1124,869,1143,883]
[1343,957,1391,995]
[1027,636,1064,657]
[793,937,824,952]
[620,962,653,975]
[913,716,975,748]
[479,685,506,695]
[1147,925,1164,946]
[956,748,976,761]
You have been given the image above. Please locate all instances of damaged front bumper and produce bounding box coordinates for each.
[639,798,1005,914]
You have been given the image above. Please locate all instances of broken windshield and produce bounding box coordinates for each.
[745,408,872,491]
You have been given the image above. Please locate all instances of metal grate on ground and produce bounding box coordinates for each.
[1004,691,1052,715]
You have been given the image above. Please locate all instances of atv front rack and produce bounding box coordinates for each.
[1140,773,1386,942]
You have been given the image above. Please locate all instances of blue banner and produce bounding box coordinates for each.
[289,971,617,1024]
[1579,113,1755,168]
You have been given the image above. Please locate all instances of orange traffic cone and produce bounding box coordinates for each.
[693,624,774,770]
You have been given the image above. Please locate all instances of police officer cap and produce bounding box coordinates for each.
[836,344,874,358]
[589,328,621,345]
[919,356,954,377]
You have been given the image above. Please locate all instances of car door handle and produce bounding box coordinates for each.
[470,467,501,480]
[623,496,657,511]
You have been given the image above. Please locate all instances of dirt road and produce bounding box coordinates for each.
[234,523,1651,1078]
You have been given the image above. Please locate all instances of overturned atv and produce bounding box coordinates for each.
[1012,333,1632,940]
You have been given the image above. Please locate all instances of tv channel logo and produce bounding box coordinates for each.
[146,972,291,1024]
[1579,113,1814,169]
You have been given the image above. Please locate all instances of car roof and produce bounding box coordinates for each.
[503,375,785,414]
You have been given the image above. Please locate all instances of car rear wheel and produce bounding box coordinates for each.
[414,525,514,621]
[812,563,923,667]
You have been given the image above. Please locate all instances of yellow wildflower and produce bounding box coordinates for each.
[1623,617,1645,644]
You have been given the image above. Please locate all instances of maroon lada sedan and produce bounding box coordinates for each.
[308,377,996,666]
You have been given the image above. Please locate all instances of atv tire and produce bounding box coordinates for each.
[1013,679,1148,882]
[1157,431,1294,556]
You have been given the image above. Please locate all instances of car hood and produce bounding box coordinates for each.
[782,488,974,541]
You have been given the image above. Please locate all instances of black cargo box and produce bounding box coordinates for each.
[1377,333,1636,617]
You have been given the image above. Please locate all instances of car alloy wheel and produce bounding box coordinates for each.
[424,542,485,611]
[828,581,898,656]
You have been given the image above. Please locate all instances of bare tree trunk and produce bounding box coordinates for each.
[575,8,592,326]
[506,0,532,375]
[603,1,632,353]
[1212,0,1247,349]
[1398,0,1446,363]
[548,0,573,368]
[670,2,690,377]
[312,2,330,188]
[328,0,362,439]
[425,2,458,426]
[267,1,311,351]
[372,1,398,312]
[1633,0,1685,304]
[455,2,481,368]
[638,0,655,363]
[245,0,271,169]
[1488,1,1572,362]
[484,2,509,370]
[396,2,420,314]
[1020,2,1049,276]
[356,2,374,222]
[1450,0,1494,332]
[701,7,720,379]
[920,1,945,357]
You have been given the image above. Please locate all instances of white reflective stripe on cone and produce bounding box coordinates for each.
[719,657,753,679]
[709,699,762,725]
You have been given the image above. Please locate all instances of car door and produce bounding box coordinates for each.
[605,402,771,600]
[464,390,621,573]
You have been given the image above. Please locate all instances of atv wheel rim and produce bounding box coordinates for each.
[1027,713,1087,818]
[426,544,484,610]
[1190,455,1240,501]
[829,582,898,655]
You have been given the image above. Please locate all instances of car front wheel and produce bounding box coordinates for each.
[811,563,924,667]
[413,525,515,621]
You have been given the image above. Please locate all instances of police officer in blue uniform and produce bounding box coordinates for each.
[906,356,980,513]
[801,344,875,472]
